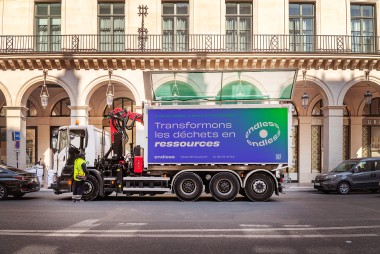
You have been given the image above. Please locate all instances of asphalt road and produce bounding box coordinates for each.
[1,187,380,254]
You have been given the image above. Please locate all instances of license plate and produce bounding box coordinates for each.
[314,182,321,186]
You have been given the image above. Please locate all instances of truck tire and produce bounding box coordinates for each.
[82,175,100,201]
[244,173,274,202]
[173,172,203,202]
[209,172,239,202]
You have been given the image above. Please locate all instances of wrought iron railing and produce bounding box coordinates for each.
[0,34,378,54]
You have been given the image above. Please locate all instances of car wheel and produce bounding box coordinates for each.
[337,182,350,195]
[0,184,8,200]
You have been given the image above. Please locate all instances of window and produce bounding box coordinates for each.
[51,98,70,117]
[351,4,375,53]
[289,3,315,52]
[27,100,38,117]
[311,100,323,116]
[226,2,252,51]
[0,104,5,117]
[26,127,37,166]
[162,2,189,51]
[98,2,125,51]
[363,98,380,116]
[103,97,134,116]
[0,127,6,164]
[35,3,61,51]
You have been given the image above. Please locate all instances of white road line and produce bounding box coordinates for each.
[47,219,101,237]
[0,232,378,239]
[239,224,271,228]
[1,224,380,234]
[283,225,312,228]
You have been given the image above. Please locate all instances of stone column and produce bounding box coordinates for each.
[350,116,363,158]
[322,106,345,173]
[298,116,312,183]
[4,106,28,169]
[68,105,91,126]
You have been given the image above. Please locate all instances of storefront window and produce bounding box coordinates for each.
[26,127,37,166]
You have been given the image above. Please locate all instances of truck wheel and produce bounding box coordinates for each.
[244,173,274,202]
[0,184,8,200]
[209,172,239,202]
[173,172,203,202]
[82,175,100,201]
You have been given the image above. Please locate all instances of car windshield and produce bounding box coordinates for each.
[332,161,357,172]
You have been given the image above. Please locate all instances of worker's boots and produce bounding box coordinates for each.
[72,195,82,203]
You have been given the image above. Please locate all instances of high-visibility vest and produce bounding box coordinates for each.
[74,157,86,181]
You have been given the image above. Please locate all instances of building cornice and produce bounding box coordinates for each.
[0,53,378,71]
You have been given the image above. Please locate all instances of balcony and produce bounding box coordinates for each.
[0,34,379,71]
[0,34,378,53]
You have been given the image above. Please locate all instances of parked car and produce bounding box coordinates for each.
[0,165,40,200]
[314,157,380,194]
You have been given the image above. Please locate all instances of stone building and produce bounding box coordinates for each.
[1,0,379,183]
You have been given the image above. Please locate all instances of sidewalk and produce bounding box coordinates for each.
[285,182,314,191]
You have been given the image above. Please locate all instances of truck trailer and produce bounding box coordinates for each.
[51,103,293,202]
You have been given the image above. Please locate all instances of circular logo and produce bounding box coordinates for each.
[245,122,281,147]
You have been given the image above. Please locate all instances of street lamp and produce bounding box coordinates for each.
[106,69,114,107]
[301,70,309,109]
[364,70,372,105]
[364,90,372,105]
[40,69,49,109]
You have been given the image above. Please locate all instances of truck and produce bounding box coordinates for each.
[51,103,293,202]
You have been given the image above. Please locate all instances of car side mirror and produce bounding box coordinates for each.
[352,166,359,173]
[52,148,58,154]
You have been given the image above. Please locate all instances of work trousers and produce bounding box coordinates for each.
[72,180,85,196]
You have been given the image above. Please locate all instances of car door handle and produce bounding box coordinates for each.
[63,156,65,161]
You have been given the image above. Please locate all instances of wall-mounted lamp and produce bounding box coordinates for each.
[364,70,372,105]
[301,70,309,109]
[172,73,179,97]
[106,69,114,107]
[236,72,244,96]
[40,69,49,109]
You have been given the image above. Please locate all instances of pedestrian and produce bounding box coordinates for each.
[72,153,88,203]
[38,157,47,187]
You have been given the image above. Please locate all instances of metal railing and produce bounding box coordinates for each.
[0,34,378,54]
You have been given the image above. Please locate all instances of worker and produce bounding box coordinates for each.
[72,153,88,203]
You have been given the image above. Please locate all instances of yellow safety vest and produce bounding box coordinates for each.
[73,157,86,181]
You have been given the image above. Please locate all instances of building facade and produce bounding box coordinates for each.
[1,0,380,183]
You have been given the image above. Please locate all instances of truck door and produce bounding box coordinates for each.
[56,128,69,177]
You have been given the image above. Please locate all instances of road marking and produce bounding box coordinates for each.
[0,232,378,239]
[239,224,271,228]
[118,223,147,226]
[47,219,101,237]
[0,224,380,239]
[283,225,312,228]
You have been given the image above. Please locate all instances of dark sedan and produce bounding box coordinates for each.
[0,165,40,200]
